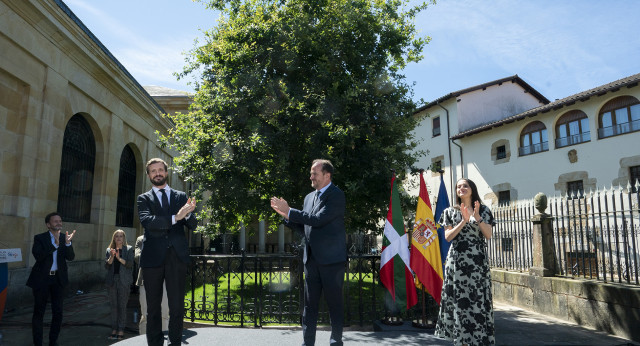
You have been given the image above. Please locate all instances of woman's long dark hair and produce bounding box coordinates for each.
[455,178,483,208]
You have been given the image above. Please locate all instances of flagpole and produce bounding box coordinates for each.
[381,168,404,326]
[410,168,441,329]
[418,169,428,329]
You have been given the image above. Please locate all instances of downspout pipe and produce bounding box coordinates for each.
[451,139,464,178]
[436,102,460,206]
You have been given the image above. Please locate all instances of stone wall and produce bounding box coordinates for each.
[492,269,640,342]
[1,0,193,310]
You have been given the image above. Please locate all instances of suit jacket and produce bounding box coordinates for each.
[286,183,347,265]
[104,245,135,287]
[26,231,75,289]
[134,235,144,286]
[137,187,197,267]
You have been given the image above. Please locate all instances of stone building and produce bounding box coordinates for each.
[0,0,192,307]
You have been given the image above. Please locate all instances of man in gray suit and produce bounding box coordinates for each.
[271,159,347,346]
[138,158,197,346]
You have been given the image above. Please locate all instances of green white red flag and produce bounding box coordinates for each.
[409,172,444,304]
[380,174,417,310]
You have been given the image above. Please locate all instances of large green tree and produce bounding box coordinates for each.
[164,0,432,235]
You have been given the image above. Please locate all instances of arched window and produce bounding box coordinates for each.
[519,121,548,156]
[555,110,590,148]
[116,145,137,227]
[57,114,96,223]
[598,96,640,138]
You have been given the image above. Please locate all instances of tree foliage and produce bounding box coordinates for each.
[164,0,432,235]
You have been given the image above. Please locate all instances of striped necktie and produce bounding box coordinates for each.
[313,191,320,207]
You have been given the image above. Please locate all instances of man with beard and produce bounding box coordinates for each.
[137,158,197,346]
[26,212,76,346]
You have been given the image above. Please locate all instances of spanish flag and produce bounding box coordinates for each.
[410,172,444,304]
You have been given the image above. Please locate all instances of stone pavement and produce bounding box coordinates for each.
[0,288,637,345]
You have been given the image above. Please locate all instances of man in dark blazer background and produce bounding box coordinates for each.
[271,159,347,346]
[26,212,76,346]
[138,158,197,346]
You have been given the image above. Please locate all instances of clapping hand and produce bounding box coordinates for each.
[460,203,471,223]
[176,197,196,221]
[472,201,481,222]
[65,230,76,245]
[270,197,290,220]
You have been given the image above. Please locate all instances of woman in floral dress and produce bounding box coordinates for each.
[434,178,496,345]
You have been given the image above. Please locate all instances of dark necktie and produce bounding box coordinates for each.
[159,188,170,214]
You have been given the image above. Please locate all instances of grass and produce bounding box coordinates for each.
[184,271,386,326]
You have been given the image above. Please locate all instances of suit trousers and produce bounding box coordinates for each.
[143,247,187,346]
[139,281,170,334]
[107,274,131,332]
[32,275,64,346]
[303,257,346,346]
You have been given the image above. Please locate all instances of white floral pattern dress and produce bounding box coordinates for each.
[434,205,496,345]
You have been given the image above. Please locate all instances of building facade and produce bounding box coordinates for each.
[1,0,192,306]
[412,73,640,207]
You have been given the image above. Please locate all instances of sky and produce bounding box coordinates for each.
[63,0,640,104]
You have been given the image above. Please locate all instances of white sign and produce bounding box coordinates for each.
[0,248,22,263]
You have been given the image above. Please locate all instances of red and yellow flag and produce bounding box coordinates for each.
[409,172,444,304]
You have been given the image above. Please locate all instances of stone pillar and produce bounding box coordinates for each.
[278,224,285,253]
[529,193,557,277]
[239,222,246,252]
[258,220,266,253]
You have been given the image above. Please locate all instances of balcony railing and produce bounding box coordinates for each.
[518,141,548,156]
[598,119,640,139]
[555,131,591,148]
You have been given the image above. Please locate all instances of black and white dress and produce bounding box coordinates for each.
[434,205,496,345]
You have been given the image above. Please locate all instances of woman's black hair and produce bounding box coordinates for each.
[455,178,483,207]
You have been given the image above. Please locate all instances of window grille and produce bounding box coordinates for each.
[630,165,640,193]
[498,190,511,205]
[496,145,506,160]
[57,114,96,223]
[566,180,584,199]
[116,145,137,227]
[432,116,441,137]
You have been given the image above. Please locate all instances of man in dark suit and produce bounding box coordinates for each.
[138,158,196,346]
[271,159,347,346]
[26,212,76,346]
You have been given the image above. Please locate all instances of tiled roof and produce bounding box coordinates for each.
[451,72,640,140]
[54,0,165,113]
[414,75,550,114]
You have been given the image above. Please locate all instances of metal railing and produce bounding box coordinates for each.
[598,118,640,138]
[486,184,640,286]
[488,201,535,271]
[555,131,590,148]
[185,252,437,326]
[552,186,640,284]
[518,141,549,156]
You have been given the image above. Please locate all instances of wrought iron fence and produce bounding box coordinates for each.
[486,185,640,286]
[552,186,640,284]
[185,252,438,327]
[488,200,535,271]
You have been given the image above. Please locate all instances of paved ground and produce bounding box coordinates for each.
[0,288,637,346]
